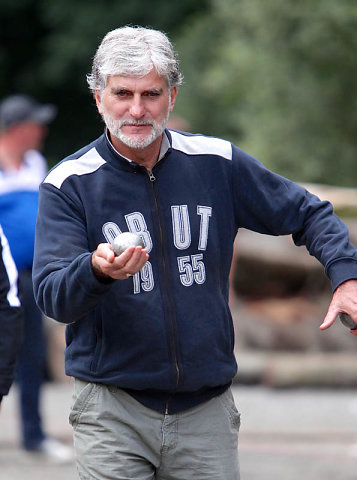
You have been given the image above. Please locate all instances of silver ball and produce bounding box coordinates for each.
[112,232,145,256]
[339,313,357,330]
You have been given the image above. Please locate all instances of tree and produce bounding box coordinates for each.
[174,0,357,186]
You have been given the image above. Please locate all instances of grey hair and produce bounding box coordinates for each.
[87,26,183,94]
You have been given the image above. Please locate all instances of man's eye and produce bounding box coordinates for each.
[143,91,160,97]
[116,90,131,97]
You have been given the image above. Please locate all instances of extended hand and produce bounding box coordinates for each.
[91,243,149,281]
[320,279,357,335]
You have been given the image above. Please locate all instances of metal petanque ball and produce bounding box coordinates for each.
[339,313,357,330]
[112,232,145,256]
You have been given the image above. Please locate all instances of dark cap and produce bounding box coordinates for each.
[0,94,57,131]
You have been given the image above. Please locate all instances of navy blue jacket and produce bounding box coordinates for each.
[32,130,357,413]
[0,225,23,402]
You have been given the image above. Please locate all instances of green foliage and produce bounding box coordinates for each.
[174,0,357,185]
[0,0,210,165]
[1,0,357,185]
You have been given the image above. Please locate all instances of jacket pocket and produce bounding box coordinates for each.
[90,313,103,373]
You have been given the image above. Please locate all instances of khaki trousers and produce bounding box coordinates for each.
[70,379,240,480]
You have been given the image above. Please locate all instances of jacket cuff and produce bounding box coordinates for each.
[326,258,357,292]
[75,252,115,293]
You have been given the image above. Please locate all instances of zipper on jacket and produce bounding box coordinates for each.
[146,167,180,390]
[147,169,156,182]
[153,182,180,388]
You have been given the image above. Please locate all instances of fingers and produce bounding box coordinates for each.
[320,280,357,335]
[320,307,357,335]
[96,243,116,263]
[117,245,149,277]
[320,311,357,335]
[91,243,115,280]
[319,308,337,331]
[92,243,148,281]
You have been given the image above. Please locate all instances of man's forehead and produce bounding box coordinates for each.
[106,71,167,90]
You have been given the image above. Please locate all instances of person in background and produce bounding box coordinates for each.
[0,225,23,409]
[33,26,357,479]
[0,94,72,461]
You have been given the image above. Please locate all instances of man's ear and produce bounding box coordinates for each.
[169,86,177,112]
[94,90,103,115]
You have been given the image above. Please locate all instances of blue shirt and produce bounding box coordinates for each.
[0,150,47,270]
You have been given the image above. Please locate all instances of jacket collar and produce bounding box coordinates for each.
[104,128,171,168]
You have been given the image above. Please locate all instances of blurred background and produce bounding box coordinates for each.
[2,0,356,379]
[1,1,357,477]
[1,0,357,188]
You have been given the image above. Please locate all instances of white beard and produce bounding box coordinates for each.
[101,107,170,150]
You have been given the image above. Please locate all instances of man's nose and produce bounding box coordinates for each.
[129,96,145,118]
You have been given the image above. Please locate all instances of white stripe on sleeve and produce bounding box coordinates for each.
[0,225,21,307]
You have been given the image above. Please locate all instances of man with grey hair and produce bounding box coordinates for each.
[86,26,183,159]
[33,26,357,479]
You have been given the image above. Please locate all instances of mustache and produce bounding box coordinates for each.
[119,119,154,127]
